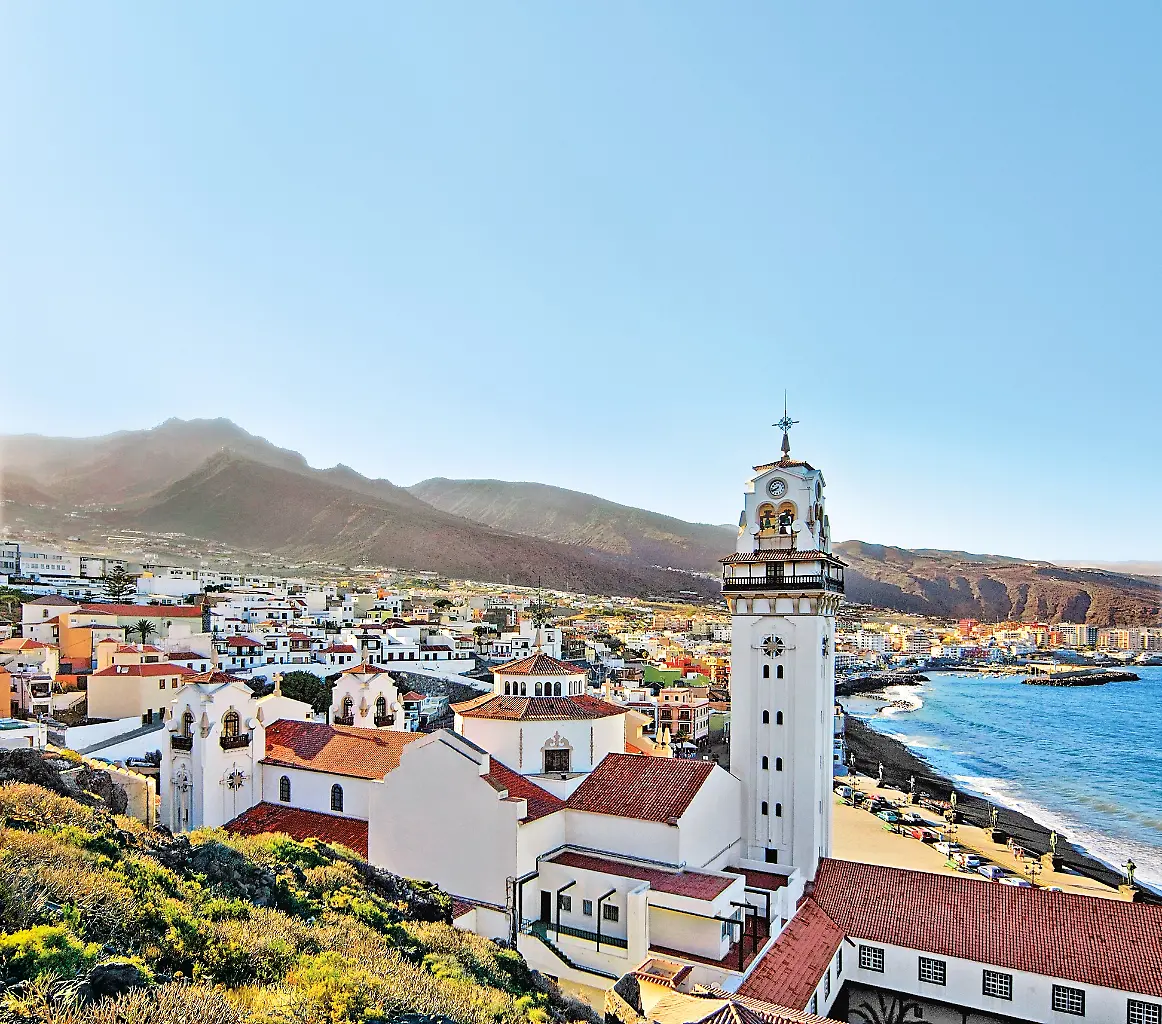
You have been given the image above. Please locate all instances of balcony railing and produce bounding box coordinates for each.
[170,735,193,751]
[722,573,844,594]
[333,714,355,726]
[219,732,251,750]
[374,714,394,727]
[528,918,628,950]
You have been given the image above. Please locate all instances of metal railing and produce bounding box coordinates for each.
[170,735,193,751]
[333,715,355,726]
[219,732,251,750]
[528,918,628,950]
[374,714,394,727]
[722,574,844,594]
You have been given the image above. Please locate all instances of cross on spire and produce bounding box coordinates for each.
[774,393,798,460]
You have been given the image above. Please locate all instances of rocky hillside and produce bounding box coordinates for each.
[0,753,594,1024]
[409,478,733,573]
[838,541,1162,625]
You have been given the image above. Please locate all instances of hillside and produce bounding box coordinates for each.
[409,478,734,572]
[838,541,1162,625]
[123,451,715,598]
[0,752,593,1024]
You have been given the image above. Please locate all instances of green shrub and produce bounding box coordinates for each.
[0,924,98,981]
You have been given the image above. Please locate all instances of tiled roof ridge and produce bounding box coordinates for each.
[494,651,585,676]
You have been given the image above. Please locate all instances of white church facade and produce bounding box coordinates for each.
[159,422,1162,1022]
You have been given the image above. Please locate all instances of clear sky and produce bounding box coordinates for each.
[1,3,1159,561]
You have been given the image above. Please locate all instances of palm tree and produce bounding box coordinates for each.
[132,619,157,645]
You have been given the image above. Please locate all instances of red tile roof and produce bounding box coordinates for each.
[341,662,388,674]
[163,651,206,661]
[481,758,564,822]
[565,753,716,823]
[187,670,247,685]
[548,851,737,901]
[454,694,624,721]
[721,550,846,566]
[224,802,368,857]
[320,644,357,655]
[739,899,844,1010]
[494,652,585,676]
[399,691,424,702]
[91,663,195,677]
[811,858,1162,999]
[723,868,790,892]
[263,719,421,779]
[80,603,203,617]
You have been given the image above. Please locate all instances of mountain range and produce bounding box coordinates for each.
[3,418,1160,623]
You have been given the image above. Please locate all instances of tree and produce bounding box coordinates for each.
[0,588,29,626]
[432,598,453,610]
[103,565,136,602]
[131,619,157,645]
[278,670,334,714]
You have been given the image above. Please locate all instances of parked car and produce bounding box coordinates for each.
[898,811,926,825]
[909,826,939,843]
[935,841,960,857]
[998,876,1034,887]
[851,790,868,805]
[876,810,900,824]
[978,864,1007,881]
[834,785,853,802]
[952,851,982,870]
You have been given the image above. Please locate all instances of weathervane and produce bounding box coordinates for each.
[774,392,798,460]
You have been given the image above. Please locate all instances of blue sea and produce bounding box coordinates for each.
[842,666,1162,887]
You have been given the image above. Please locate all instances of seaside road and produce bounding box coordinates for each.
[832,774,1125,901]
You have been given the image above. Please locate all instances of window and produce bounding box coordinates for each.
[918,957,946,986]
[279,776,291,802]
[762,710,770,724]
[557,894,571,912]
[776,711,784,724]
[1052,985,1085,1016]
[222,710,240,738]
[544,748,570,773]
[331,784,344,812]
[602,903,619,923]
[775,803,782,817]
[809,995,817,1014]
[764,848,778,864]
[762,665,769,678]
[375,696,387,718]
[553,681,562,696]
[535,682,543,696]
[1129,1000,1162,1024]
[776,757,783,771]
[582,900,593,917]
[158,680,166,690]
[776,665,784,679]
[858,945,884,973]
[762,756,769,769]
[982,970,1012,1000]
[181,710,194,738]
[341,695,353,718]
[824,968,831,998]
[761,801,768,815]
[836,948,842,976]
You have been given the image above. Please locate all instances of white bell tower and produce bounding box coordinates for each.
[724,407,844,880]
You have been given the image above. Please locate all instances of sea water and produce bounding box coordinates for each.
[842,666,1162,887]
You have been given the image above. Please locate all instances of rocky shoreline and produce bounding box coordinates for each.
[835,672,928,697]
[1022,670,1139,687]
[842,716,1158,902]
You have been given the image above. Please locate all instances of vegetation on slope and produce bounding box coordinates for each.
[0,780,595,1024]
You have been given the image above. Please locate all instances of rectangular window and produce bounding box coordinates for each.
[858,945,884,973]
[543,749,571,773]
[982,970,1012,1000]
[602,903,619,923]
[918,957,946,986]
[582,900,592,917]
[1129,1000,1162,1024]
[824,969,831,997]
[557,894,571,913]
[158,680,166,690]
[836,948,842,975]
[1052,985,1085,1016]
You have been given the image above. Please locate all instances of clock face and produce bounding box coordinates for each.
[767,478,788,498]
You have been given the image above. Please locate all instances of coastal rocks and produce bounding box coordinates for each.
[836,672,928,697]
[1022,670,1139,687]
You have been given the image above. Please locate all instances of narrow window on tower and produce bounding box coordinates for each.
[776,711,784,725]
[777,665,784,678]
[762,756,769,769]
[762,711,770,724]
[761,801,768,815]
[762,665,770,678]
[775,803,782,817]
[776,757,783,771]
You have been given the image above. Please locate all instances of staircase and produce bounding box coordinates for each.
[524,921,618,981]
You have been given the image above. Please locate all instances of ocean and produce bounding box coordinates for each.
[842,665,1162,887]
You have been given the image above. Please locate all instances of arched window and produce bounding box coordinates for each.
[520,682,527,696]
[222,710,240,738]
[331,784,344,812]
[342,695,353,718]
[762,665,770,679]
[757,504,777,531]
[775,803,783,817]
[776,665,784,679]
[535,682,543,696]
[504,681,511,695]
[776,711,784,725]
[762,756,769,770]
[762,710,770,724]
[279,776,291,802]
[761,801,769,816]
[181,709,194,738]
[375,695,387,719]
[776,757,783,771]
[553,681,562,696]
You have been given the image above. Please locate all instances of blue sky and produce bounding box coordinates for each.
[1,3,1159,561]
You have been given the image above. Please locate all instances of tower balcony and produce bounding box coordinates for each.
[722,572,844,595]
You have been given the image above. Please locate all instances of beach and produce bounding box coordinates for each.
[841,715,1155,901]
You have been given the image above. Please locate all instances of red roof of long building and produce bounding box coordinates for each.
[481,758,563,822]
[738,899,844,1009]
[263,719,421,779]
[224,803,368,857]
[565,753,716,823]
[79,603,202,618]
[91,663,194,677]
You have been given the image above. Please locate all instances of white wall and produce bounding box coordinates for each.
[262,766,371,820]
[456,715,624,776]
[677,766,742,869]
[562,810,679,865]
